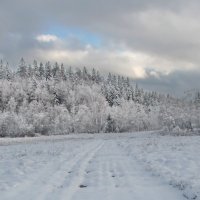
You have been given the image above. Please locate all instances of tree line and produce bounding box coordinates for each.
[0,58,198,137]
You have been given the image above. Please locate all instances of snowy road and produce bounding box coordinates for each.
[0,133,197,200]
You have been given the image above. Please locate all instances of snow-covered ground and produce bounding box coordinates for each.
[0,132,199,200]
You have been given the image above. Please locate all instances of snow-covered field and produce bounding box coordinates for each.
[0,132,200,200]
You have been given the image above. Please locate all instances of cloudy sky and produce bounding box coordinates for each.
[0,0,200,95]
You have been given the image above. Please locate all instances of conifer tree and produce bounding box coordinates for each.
[18,58,27,78]
[45,62,52,80]
[39,62,45,79]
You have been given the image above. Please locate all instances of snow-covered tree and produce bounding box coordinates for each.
[17,58,27,78]
[0,59,195,137]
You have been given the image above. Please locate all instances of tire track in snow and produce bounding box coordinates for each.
[59,141,104,200]
[1,140,92,200]
[36,140,104,200]
[71,140,185,200]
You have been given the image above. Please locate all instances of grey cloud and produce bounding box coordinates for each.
[0,0,197,55]
[137,70,200,96]
[1,0,198,61]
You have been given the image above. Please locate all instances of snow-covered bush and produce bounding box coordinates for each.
[0,112,33,137]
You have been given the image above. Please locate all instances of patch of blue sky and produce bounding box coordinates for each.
[46,25,102,47]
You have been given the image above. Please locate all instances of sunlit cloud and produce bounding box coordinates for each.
[131,66,147,79]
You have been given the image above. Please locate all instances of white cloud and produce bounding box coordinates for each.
[37,49,88,61]
[36,34,58,43]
